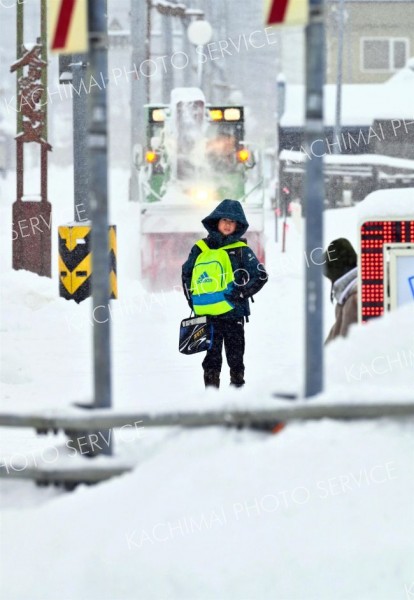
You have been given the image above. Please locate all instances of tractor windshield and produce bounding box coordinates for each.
[205,108,244,172]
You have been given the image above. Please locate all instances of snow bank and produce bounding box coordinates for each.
[1,420,413,600]
[326,303,414,400]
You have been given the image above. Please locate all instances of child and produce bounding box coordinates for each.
[323,237,358,343]
[182,199,268,388]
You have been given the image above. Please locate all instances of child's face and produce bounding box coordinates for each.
[218,218,237,236]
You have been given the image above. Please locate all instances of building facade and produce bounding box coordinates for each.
[327,0,414,84]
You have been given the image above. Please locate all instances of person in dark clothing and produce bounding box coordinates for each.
[182,199,268,389]
[323,238,358,344]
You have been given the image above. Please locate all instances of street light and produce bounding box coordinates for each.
[187,19,212,89]
[187,19,212,46]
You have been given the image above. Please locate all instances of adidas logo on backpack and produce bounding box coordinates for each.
[197,271,213,285]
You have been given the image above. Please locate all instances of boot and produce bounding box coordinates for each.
[230,370,245,388]
[204,369,220,389]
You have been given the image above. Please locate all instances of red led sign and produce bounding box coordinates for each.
[360,220,414,322]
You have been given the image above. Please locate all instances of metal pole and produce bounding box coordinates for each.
[162,13,173,103]
[16,0,23,136]
[275,74,285,243]
[282,200,287,253]
[146,1,151,104]
[197,45,204,88]
[16,0,23,203]
[41,0,47,139]
[40,0,48,205]
[87,0,112,454]
[130,0,148,200]
[1,401,413,431]
[72,54,89,221]
[332,0,345,153]
[304,0,325,397]
[182,17,192,87]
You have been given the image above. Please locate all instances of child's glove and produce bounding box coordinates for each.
[224,287,246,304]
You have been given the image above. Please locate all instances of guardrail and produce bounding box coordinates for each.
[0,463,132,489]
[2,401,412,488]
[1,401,413,432]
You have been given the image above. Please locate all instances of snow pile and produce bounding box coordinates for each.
[1,420,413,600]
[326,302,414,400]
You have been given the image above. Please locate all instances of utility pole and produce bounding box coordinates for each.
[130,0,148,201]
[333,0,345,152]
[16,0,23,153]
[275,73,286,242]
[330,0,345,207]
[71,54,89,221]
[87,0,112,453]
[162,11,174,102]
[304,0,325,397]
[181,15,192,87]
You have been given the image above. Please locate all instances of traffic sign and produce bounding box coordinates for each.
[265,0,308,26]
[48,0,88,54]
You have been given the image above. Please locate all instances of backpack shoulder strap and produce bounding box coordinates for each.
[221,241,248,250]
[195,239,210,252]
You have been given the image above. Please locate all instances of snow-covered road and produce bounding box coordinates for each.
[1,168,413,600]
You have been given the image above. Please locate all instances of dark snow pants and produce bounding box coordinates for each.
[202,318,245,374]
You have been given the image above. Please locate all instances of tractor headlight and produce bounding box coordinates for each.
[194,189,210,202]
[189,187,216,203]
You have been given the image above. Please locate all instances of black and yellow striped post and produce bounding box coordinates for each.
[58,225,117,303]
[108,225,118,299]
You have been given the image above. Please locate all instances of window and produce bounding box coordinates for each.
[361,38,409,72]
[393,40,407,69]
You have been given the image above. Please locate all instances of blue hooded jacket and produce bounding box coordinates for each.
[182,199,268,319]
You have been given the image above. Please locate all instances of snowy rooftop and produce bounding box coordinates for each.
[281,82,414,128]
[385,57,414,85]
[280,150,414,170]
[357,187,414,221]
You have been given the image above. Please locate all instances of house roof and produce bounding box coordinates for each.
[281,79,414,127]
